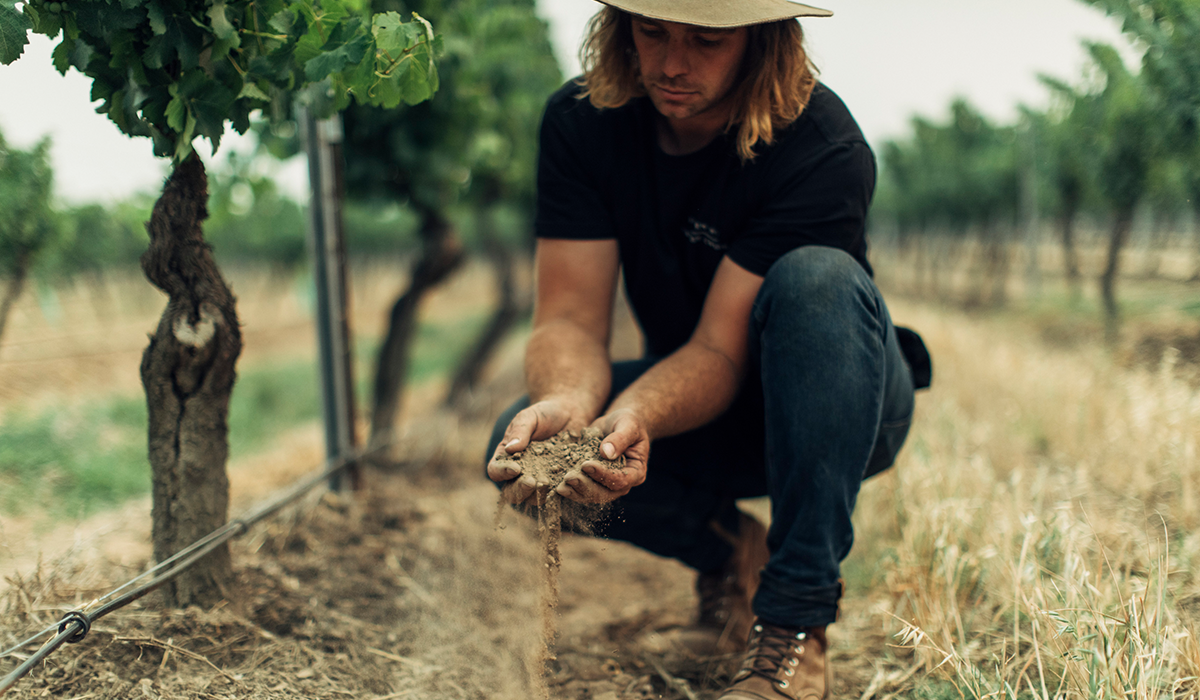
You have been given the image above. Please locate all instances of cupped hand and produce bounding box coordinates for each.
[487,399,580,505]
[553,408,649,504]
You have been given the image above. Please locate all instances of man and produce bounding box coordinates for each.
[487,0,929,697]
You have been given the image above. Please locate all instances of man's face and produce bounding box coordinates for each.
[631,17,750,124]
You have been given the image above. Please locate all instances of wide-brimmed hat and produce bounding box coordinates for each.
[597,0,832,28]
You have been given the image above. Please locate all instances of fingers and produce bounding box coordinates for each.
[591,409,643,462]
[500,474,539,505]
[502,402,571,455]
[486,444,523,483]
[554,468,630,504]
[582,459,644,493]
[499,413,536,455]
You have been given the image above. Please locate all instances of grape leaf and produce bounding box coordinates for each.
[146,0,167,34]
[51,37,72,73]
[73,1,145,45]
[303,31,366,81]
[268,7,298,35]
[0,0,32,64]
[166,93,186,131]
[238,81,270,101]
[143,9,202,69]
[206,0,236,41]
[24,3,63,40]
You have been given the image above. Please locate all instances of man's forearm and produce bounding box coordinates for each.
[606,340,743,441]
[525,319,613,427]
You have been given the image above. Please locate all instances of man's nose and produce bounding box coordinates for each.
[662,36,689,77]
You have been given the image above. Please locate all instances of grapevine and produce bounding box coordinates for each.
[0,0,440,162]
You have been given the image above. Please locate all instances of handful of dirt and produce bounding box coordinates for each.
[494,426,626,499]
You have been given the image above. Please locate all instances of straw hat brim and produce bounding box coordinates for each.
[596,0,832,28]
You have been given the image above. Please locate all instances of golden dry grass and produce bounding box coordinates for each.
[849,280,1200,699]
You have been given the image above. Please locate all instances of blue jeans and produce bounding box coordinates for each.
[487,246,915,627]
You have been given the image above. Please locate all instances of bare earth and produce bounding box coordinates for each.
[0,265,888,699]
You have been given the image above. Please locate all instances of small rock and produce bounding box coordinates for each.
[295,668,315,679]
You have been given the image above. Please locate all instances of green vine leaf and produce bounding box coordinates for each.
[9,0,438,162]
[50,35,70,72]
[206,0,236,41]
[0,0,32,64]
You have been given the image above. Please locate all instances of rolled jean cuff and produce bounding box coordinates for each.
[752,576,843,628]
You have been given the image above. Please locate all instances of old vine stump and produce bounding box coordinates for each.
[140,154,241,607]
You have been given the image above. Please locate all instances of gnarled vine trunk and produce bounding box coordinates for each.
[140,154,241,608]
[367,206,463,458]
[1100,207,1133,344]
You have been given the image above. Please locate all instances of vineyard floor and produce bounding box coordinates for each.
[0,419,890,700]
[4,261,1200,698]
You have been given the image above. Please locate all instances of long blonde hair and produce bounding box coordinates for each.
[577,7,818,161]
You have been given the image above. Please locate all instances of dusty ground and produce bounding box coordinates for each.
[0,261,895,699]
[0,420,892,700]
[17,254,1200,698]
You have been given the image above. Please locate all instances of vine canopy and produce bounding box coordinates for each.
[0,0,441,162]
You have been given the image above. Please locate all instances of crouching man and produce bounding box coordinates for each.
[487,0,929,697]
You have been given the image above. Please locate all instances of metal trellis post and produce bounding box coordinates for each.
[302,109,359,491]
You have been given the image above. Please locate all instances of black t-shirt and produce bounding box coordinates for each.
[535,80,876,358]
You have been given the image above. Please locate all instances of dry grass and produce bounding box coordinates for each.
[849,278,1200,698]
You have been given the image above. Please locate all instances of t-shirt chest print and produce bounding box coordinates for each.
[682,217,727,251]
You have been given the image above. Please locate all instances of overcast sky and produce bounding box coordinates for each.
[0,0,1132,203]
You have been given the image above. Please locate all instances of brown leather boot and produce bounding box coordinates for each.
[695,512,770,652]
[718,621,829,700]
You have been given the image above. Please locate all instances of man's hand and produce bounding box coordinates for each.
[487,399,581,505]
[554,408,649,504]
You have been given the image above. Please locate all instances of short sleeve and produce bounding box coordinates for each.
[727,140,875,276]
[534,92,617,240]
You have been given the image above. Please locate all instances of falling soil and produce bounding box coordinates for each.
[492,427,625,698]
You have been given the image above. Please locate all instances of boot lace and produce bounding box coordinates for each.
[734,623,808,690]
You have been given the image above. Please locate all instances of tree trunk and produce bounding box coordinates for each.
[140,154,241,608]
[444,210,528,410]
[0,249,30,348]
[1059,208,1081,299]
[367,207,463,457]
[1100,208,1133,342]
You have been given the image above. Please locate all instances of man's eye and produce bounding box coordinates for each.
[695,36,722,47]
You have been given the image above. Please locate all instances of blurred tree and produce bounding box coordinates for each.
[337,0,560,452]
[1033,80,1098,298]
[0,132,62,347]
[58,202,149,274]
[205,153,308,269]
[1084,43,1157,336]
[1043,43,1158,335]
[880,99,1019,304]
[3,0,440,607]
[1081,0,1200,278]
[1141,153,1190,277]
